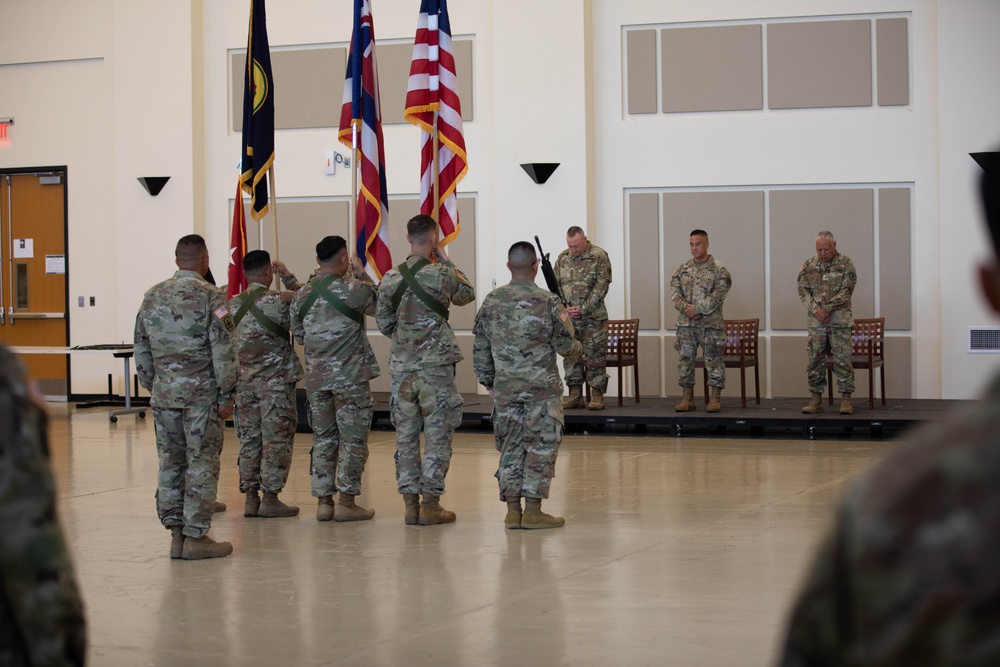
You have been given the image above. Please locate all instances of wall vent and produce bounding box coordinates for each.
[969,327,1000,353]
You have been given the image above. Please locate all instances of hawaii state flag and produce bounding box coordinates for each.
[338,0,392,279]
[240,0,275,221]
[404,0,467,246]
[228,180,248,300]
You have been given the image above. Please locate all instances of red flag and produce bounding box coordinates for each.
[338,0,392,280]
[404,0,467,246]
[227,181,248,300]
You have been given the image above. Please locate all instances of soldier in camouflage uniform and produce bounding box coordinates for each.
[134,234,237,560]
[777,159,1000,666]
[554,226,612,410]
[291,236,379,523]
[670,230,732,413]
[375,214,476,525]
[797,231,857,415]
[473,242,582,530]
[228,250,303,519]
[0,344,86,666]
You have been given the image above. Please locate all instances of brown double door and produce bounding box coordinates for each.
[0,171,69,395]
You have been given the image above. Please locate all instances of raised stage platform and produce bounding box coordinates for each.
[359,393,968,440]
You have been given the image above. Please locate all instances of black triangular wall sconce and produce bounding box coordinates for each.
[137,177,171,196]
[520,163,560,184]
[971,152,999,172]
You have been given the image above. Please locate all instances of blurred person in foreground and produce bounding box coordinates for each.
[0,344,86,665]
[778,157,1000,665]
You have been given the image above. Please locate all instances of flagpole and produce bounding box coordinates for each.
[432,110,440,227]
[267,165,281,290]
[350,119,359,257]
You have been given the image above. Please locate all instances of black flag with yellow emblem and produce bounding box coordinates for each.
[240,0,275,221]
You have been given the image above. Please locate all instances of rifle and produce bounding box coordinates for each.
[534,236,565,305]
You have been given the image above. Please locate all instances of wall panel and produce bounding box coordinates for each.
[767,20,872,109]
[661,24,762,113]
[628,192,661,328]
[879,188,912,329]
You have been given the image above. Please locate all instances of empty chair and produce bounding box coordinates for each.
[605,319,640,406]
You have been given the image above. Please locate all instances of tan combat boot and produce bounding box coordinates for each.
[316,495,335,522]
[802,393,824,414]
[674,388,696,412]
[170,526,185,559]
[403,493,421,525]
[244,489,261,517]
[840,393,854,415]
[258,492,299,518]
[213,501,227,513]
[335,493,375,522]
[504,497,522,530]
[181,534,234,560]
[588,388,605,410]
[418,494,457,525]
[706,387,722,413]
[562,385,585,409]
[520,498,565,530]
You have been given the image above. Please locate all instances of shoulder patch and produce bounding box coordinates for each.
[214,305,236,334]
[559,309,570,323]
[849,272,857,281]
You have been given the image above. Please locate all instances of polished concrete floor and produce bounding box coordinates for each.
[47,406,893,666]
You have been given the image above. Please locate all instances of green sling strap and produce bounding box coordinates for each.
[391,258,450,321]
[297,274,365,325]
[233,286,290,340]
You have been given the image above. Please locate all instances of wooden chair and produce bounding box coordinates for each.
[826,317,885,410]
[695,318,760,409]
[605,319,640,406]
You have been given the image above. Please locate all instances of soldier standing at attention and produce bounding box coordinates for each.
[134,234,237,560]
[376,214,476,525]
[777,158,1000,665]
[291,236,379,523]
[554,226,612,410]
[671,229,732,413]
[473,242,582,529]
[0,344,86,665]
[798,231,857,415]
[228,250,303,518]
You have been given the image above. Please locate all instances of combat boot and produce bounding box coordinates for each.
[520,498,565,530]
[213,501,227,513]
[504,497,522,530]
[244,489,260,517]
[181,534,234,560]
[335,493,375,522]
[562,385,585,409]
[316,495,335,522]
[588,389,605,411]
[674,388,696,412]
[802,393,824,414]
[403,493,421,525]
[418,494,457,525]
[258,492,299,518]
[706,387,722,413]
[840,393,854,415]
[170,526,185,559]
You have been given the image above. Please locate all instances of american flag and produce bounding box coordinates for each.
[338,0,392,279]
[404,0,467,246]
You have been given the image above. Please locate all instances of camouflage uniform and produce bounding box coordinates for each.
[779,371,1000,666]
[375,253,476,496]
[473,281,582,500]
[228,282,303,495]
[554,241,612,393]
[134,270,237,539]
[798,252,857,394]
[291,271,379,497]
[0,345,86,667]
[670,255,732,389]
